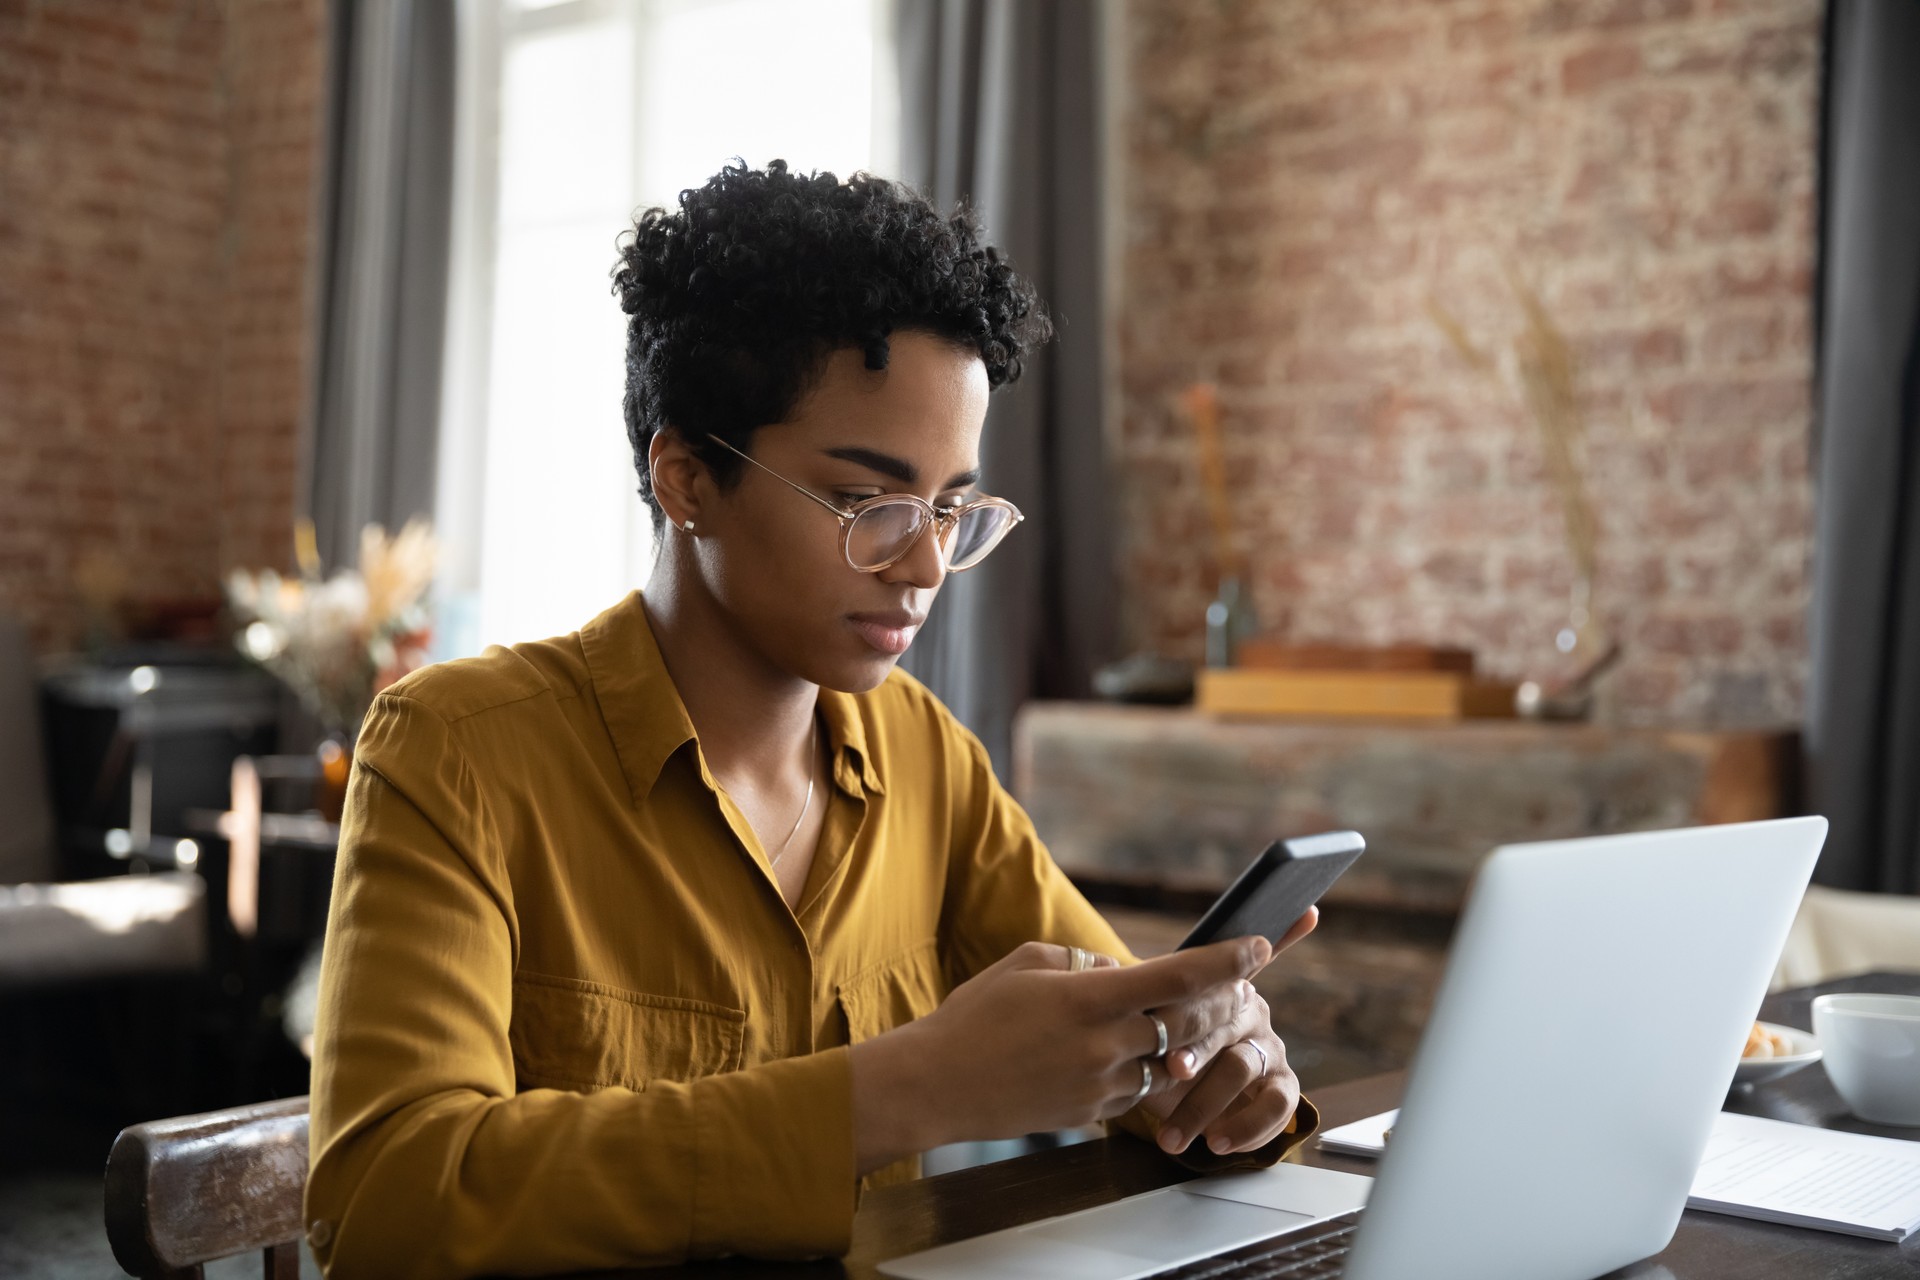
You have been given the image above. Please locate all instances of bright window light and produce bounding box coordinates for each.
[440,0,900,656]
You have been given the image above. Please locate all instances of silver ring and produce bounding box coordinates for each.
[1147,1012,1168,1058]
[1068,946,1093,972]
[1130,1058,1153,1105]
[1247,1040,1270,1079]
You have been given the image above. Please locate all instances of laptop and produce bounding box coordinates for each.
[880,817,1828,1280]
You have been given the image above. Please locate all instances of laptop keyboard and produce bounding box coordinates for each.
[1153,1211,1362,1279]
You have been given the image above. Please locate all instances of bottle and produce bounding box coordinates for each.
[1205,575,1255,668]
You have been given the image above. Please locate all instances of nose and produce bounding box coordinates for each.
[878,512,948,592]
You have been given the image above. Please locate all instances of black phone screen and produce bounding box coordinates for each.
[1177,830,1366,950]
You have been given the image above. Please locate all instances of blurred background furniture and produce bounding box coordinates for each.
[0,610,336,1177]
[186,754,340,1076]
[103,1095,310,1280]
[0,613,217,1172]
[1773,885,1920,989]
[37,649,278,880]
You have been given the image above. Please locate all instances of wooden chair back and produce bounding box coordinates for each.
[104,1094,310,1279]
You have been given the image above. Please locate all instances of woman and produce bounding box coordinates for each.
[305,161,1318,1278]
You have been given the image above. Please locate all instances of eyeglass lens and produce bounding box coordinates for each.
[945,505,1014,568]
[846,502,1015,572]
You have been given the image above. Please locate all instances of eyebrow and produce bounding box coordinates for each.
[822,446,981,491]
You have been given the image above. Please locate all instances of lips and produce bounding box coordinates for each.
[848,610,926,656]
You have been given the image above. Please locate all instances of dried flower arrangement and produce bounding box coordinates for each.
[1428,269,1621,715]
[225,518,437,739]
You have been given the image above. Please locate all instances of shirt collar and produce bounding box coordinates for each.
[579,590,701,805]
[580,590,885,804]
[817,684,886,796]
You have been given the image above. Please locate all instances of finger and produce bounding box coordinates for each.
[1270,905,1319,958]
[1077,936,1269,1017]
[1166,982,1263,1080]
[1155,1040,1266,1154]
[1135,1063,1199,1122]
[1201,1072,1300,1154]
[1203,1036,1297,1152]
[1010,942,1119,974]
[1147,981,1243,1060]
[1098,1055,1179,1120]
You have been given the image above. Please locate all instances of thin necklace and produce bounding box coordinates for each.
[769,716,818,868]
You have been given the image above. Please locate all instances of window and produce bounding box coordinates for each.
[437,0,900,656]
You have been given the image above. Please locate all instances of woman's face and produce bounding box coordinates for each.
[687,329,993,693]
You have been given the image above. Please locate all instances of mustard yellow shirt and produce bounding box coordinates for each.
[306,590,1314,1277]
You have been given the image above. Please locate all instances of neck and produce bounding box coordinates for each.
[641,544,818,782]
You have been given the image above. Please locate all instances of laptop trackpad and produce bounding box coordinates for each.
[1024,1187,1319,1264]
[1186,1163,1373,1217]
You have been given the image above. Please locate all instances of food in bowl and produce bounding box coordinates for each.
[1742,1021,1794,1059]
[1731,1020,1822,1088]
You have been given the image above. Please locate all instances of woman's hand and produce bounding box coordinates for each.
[850,935,1270,1173]
[1139,907,1319,1157]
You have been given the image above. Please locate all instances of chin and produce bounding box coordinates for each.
[815,650,904,695]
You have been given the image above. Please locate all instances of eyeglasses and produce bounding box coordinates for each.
[705,434,1023,573]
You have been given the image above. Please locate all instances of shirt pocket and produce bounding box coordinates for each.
[510,972,746,1092]
[836,940,947,1044]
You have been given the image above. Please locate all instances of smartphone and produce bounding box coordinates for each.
[1177,830,1365,950]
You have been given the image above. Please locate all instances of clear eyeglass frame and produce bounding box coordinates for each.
[704,433,1023,573]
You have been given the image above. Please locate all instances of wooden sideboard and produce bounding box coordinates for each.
[1014,702,1798,914]
[1014,702,1799,1084]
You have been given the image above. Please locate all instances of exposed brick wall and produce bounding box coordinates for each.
[217,0,327,579]
[1119,0,1820,726]
[0,0,325,656]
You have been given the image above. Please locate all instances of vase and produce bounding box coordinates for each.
[1205,575,1257,668]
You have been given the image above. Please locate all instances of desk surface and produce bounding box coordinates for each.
[581,972,1920,1279]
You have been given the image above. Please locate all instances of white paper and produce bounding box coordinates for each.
[1688,1112,1920,1242]
[1315,1109,1398,1158]
[1317,1107,1920,1242]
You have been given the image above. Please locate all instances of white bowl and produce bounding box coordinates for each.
[1813,993,1920,1126]
[1731,1021,1822,1088]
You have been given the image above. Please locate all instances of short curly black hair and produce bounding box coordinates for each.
[610,159,1051,528]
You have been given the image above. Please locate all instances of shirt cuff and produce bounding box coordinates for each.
[1112,1093,1321,1173]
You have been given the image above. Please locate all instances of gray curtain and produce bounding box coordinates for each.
[307,0,456,571]
[896,0,1116,776]
[1805,0,1920,894]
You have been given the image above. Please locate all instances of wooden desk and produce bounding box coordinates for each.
[595,972,1920,1279]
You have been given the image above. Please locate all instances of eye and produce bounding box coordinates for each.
[834,490,883,505]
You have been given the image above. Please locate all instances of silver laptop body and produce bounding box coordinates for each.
[880,817,1828,1280]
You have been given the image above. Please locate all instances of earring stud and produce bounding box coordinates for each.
[682,519,694,532]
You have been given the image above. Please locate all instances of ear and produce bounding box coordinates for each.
[649,428,706,529]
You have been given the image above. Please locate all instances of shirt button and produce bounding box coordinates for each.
[308,1219,334,1249]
